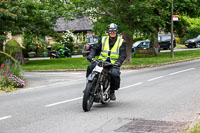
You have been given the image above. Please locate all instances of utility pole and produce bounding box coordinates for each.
[171,0,174,58]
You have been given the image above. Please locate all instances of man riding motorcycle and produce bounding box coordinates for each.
[86,23,127,100]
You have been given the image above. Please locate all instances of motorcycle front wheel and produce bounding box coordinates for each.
[82,80,96,112]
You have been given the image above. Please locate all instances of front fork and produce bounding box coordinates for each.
[100,75,110,103]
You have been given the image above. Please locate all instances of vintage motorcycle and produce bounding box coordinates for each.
[82,59,118,112]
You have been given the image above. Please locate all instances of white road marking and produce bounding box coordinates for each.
[147,76,165,82]
[45,97,82,107]
[45,82,143,107]
[0,115,12,121]
[20,79,85,92]
[120,82,143,90]
[168,68,195,76]
[43,68,196,107]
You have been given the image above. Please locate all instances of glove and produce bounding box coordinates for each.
[87,55,93,62]
[114,62,121,67]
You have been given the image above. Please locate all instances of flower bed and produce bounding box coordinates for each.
[0,64,25,92]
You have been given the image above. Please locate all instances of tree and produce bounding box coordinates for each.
[73,0,150,62]
[73,0,200,62]
[0,0,26,51]
[0,0,79,51]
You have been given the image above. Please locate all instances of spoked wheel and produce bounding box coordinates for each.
[82,80,96,112]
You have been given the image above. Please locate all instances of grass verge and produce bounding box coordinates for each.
[22,49,200,71]
[188,122,200,133]
[123,50,200,69]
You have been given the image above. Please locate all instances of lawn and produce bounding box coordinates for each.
[22,57,90,71]
[22,49,200,71]
[123,49,200,69]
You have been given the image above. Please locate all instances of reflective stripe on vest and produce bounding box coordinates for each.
[98,36,123,64]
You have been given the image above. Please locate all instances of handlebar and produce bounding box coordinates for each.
[91,58,119,68]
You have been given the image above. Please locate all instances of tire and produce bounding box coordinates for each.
[82,80,96,112]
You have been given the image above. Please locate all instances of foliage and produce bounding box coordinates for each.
[60,30,75,52]
[0,0,81,52]
[50,43,64,51]
[0,0,26,50]
[175,37,181,44]
[0,51,23,78]
[5,40,24,63]
[188,121,200,133]
[133,37,148,43]
[0,51,17,65]
[22,32,48,57]
[182,17,200,41]
[0,63,25,92]
[175,16,200,40]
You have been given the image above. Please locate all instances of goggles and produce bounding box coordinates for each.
[108,29,118,34]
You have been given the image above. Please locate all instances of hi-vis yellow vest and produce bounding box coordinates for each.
[98,36,123,64]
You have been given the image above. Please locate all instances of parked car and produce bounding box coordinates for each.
[132,40,150,52]
[158,34,176,50]
[82,35,99,56]
[185,35,200,48]
[132,40,160,52]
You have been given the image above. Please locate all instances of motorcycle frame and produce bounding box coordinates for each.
[87,62,111,103]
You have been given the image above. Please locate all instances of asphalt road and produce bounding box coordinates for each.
[0,59,200,133]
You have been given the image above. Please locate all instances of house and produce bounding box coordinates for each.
[46,16,94,45]
[54,16,93,33]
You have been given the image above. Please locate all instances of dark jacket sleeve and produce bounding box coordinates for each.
[88,38,102,58]
[115,40,127,65]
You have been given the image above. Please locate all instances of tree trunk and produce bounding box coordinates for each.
[122,32,133,63]
[150,25,159,56]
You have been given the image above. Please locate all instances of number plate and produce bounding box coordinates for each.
[93,65,103,73]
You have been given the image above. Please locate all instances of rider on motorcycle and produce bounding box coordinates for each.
[86,23,127,100]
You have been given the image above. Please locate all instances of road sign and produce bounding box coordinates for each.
[173,15,179,21]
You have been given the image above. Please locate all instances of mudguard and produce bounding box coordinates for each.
[87,73,97,81]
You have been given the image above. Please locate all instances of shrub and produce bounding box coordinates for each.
[0,51,17,66]
[5,40,24,63]
[180,16,200,42]
[183,26,200,41]
[60,30,75,52]
[175,37,181,44]
[50,43,64,51]
[133,36,148,43]
[0,63,25,92]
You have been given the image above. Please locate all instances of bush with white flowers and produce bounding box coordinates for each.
[60,30,75,51]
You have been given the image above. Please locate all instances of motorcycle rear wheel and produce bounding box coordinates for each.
[82,80,96,112]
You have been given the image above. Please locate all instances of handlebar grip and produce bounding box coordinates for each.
[91,58,96,62]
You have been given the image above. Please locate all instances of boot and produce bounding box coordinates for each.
[110,90,116,100]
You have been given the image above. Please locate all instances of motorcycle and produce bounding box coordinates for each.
[82,59,118,112]
[49,47,71,59]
